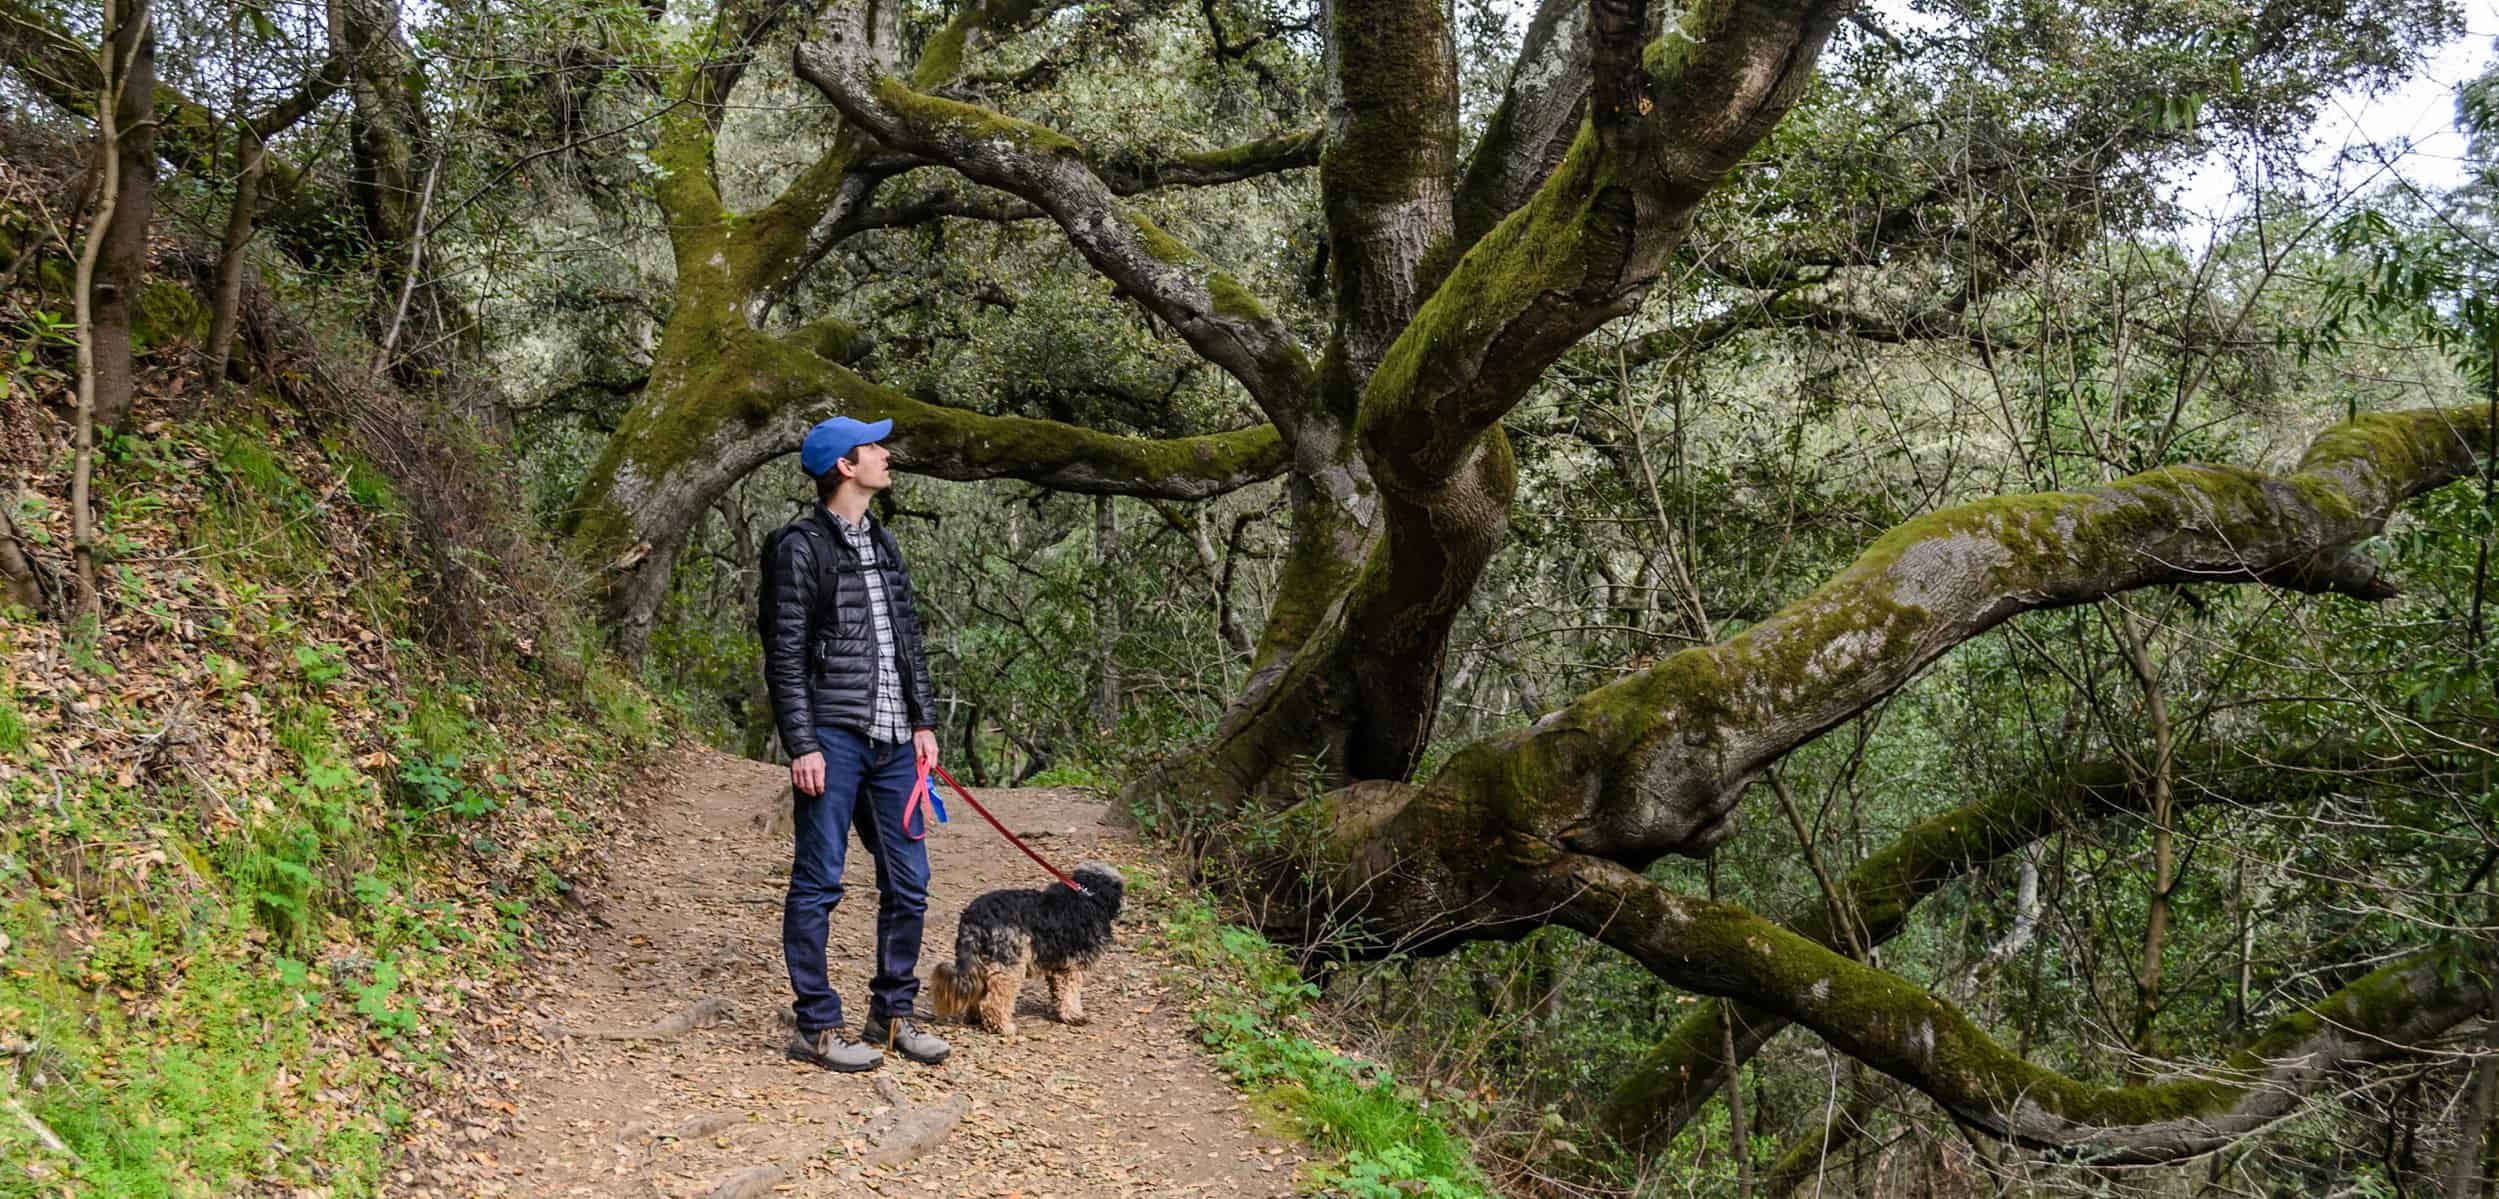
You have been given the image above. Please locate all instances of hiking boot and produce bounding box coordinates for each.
[786,1026,882,1072]
[861,1013,950,1064]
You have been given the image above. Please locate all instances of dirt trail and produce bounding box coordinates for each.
[389,747,1301,1198]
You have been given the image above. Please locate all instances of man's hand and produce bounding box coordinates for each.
[791,751,826,796]
[912,728,940,773]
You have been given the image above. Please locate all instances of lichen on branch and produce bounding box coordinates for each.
[1532,853,2489,1162]
[1433,404,2497,866]
[1598,739,2394,1152]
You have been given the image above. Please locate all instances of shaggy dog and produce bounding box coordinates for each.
[929,862,1124,1037]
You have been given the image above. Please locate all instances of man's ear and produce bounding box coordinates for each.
[834,454,858,482]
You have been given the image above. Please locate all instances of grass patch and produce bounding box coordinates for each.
[582,657,661,745]
[1164,894,1495,1198]
[0,686,28,754]
[0,900,394,1197]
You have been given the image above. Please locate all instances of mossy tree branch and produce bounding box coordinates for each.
[586,0,1271,649]
[1360,0,1851,493]
[1598,739,2399,1154]
[1410,405,2495,868]
[737,0,1087,301]
[1450,0,1590,254]
[1279,0,1850,785]
[1319,0,1459,404]
[784,27,1379,717]
[1261,405,2496,1159]
[794,8,1321,440]
[1528,852,2491,1162]
[568,329,1288,644]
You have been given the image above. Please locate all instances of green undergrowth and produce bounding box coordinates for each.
[0,406,670,1196]
[1160,891,1496,1199]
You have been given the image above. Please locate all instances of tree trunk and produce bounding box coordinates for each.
[0,496,44,611]
[89,0,152,434]
[959,700,986,786]
[330,0,455,385]
[2116,604,2177,1069]
[2451,884,2499,1199]
[72,0,138,622]
[1092,494,1120,734]
[1722,1002,1754,1198]
[206,128,264,385]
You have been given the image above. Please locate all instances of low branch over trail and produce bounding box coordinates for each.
[1534,854,2490,1162]
[1430,406,2494,868]
[1597,738,2413,1152]
[1284,405,2498,1160]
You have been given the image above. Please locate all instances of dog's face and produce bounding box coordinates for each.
[1073,861,1124,917]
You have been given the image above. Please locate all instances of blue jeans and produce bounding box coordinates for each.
[783,726,929,1034]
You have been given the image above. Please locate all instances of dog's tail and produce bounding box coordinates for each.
[929,958,981,1023]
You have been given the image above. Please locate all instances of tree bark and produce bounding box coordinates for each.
[71,0,140,621]
[89,0,152,434]
[206,129,265,385]
[1092,495,1120,734]
[0,499,41,611]
[1535,851,2490,1162]
[2114,604,2177,1069]
[331,0,455,383]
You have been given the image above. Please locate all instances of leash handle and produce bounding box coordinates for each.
[903,760,938,842]
[929,763,1084,892]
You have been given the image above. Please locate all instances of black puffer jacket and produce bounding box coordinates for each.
[759,507,939,758]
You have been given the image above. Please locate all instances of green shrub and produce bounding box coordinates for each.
[1025,762,1110,789]
[582,658,660,746]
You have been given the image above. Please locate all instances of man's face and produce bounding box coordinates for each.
[841,440,894,491]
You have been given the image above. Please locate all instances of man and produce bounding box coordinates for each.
[759,415,951,1071]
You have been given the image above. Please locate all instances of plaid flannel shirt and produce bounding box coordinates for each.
[828,511,913,745]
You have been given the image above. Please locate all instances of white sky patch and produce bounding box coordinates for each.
[2171,9,2499,228]
[1859,0,2499,234]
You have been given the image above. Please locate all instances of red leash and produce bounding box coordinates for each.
[928,763,1085,892]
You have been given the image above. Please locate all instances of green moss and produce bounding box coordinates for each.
[2298,406,2491,482]
[873,76,1081,156]
[1359,120,1618,474]
[1206,272,1271,321]
[1124,210,1195,264]
[35,253,75,299]
[786,314,869,364]
[132,278,209,352]
[0,686,28,754]
[909,0,1054,89]
[1179,129,1320,175]
[912,22,969,89]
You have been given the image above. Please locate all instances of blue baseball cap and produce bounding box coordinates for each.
[799,416,893,478]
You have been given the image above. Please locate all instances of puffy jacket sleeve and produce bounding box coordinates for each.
[760,527,819,758]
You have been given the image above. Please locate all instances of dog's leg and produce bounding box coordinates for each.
[1046,966,1089,1026]
[975,958,1025,1037]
